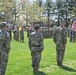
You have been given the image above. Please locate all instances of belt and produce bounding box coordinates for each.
[31,45,40,47]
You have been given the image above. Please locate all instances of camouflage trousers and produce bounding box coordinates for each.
[0,49,9,75]
[20,36,24,42]
[31,52,41,71]
[15,36,19,42]
[56,44,65,64]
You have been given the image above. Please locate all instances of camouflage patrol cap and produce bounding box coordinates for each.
[1,22,7,27]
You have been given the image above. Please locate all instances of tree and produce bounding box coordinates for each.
[0,0,17,23]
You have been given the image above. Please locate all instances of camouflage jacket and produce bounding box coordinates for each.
[53,26,67,45]
[28,31,44,52]
[0,29,10,52]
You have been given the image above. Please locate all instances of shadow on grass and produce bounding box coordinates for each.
[59,65,76,72]
[33,71,46,75]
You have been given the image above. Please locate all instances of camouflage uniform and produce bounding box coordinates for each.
[72,30,76,42]
[28,26,44,72]
[13,27,19,41]
[13,29,16,40]
[15,28,19,42]
[0,22,10,75]
[53,26,67,66]
[7,26,12,41]
[69,28,74,42]
[20,29,24,43]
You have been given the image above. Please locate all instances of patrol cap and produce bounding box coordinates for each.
[35,24,40,30]
[1,22,7,27]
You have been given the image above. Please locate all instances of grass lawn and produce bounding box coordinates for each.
[6,32,76,75]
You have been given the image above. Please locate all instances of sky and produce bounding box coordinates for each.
[52,0,56,2]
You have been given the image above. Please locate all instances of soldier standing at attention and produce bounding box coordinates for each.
[7,26,12,41]
[53,21,67,66]
[15,27,19,42]
[0,22,10,75]
[28,25,44,72]
[20,26,24,43]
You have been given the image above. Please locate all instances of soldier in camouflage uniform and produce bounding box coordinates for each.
[0,22,10,75]
[7,26,12,41]
[28,25,44,72]
[69,28,74,42]
[20,26,24,43]
[13,27,19,41]
[53,21,67,66]
[15,27,19,42]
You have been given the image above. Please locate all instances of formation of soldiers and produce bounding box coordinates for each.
[69,28,76,42]
[28,21,76,72]
[68,18,76,42]
[40,27,53,38]
[28,21,67,72]
[0,20,76,74]
[13,25,24,43]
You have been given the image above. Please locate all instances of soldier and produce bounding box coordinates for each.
[26,25,32,37]
[13,26,19,41]
[53,21,67,66]
[15,27,19,42]
[20,26,24,43]
[72,30,76,42]
[7,26,12,41]
[69,28,74,42]
[20,27,24,43]
[28,25,44,72]
[0,22,10,75]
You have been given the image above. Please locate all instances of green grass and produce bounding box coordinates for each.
[6,32,76,75]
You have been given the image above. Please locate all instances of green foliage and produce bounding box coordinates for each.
[0,0,16,22]
[6,32,76,75]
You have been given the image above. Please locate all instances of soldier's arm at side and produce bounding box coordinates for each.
[53,29,57,43]
[6,32,10,52]
[64,29,67,44]
[39,33,44,51]
[28,34,31,50]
